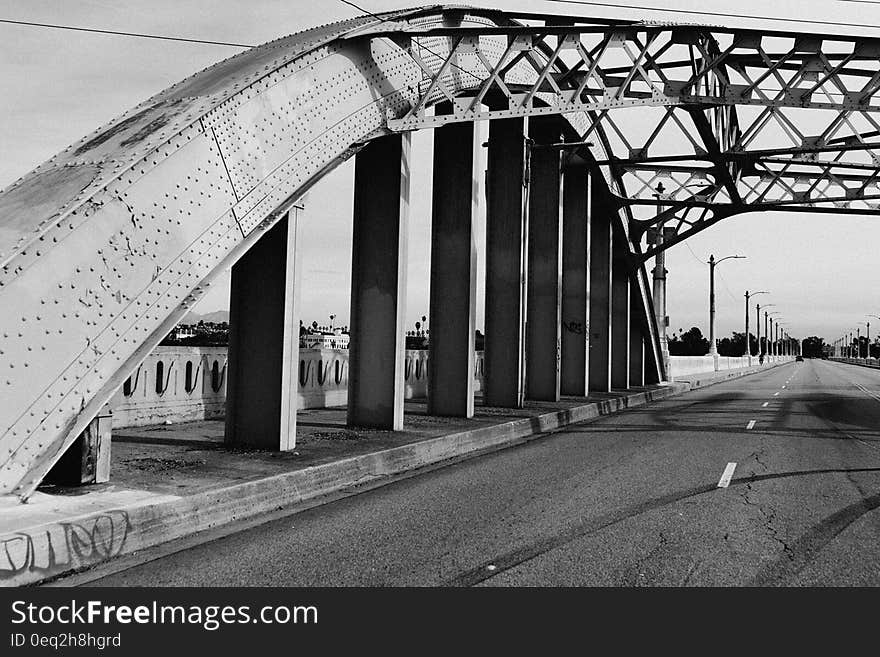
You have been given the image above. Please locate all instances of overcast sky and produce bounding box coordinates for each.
[1,0,878,342]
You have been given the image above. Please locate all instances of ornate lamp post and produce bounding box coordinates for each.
[745,290,768,366]
[708,254,745,360]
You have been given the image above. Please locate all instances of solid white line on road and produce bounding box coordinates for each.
[762,402,769,407]
[717,462,737,488]
[746,420,756,430]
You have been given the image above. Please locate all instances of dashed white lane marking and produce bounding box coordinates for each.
[773,392,780,396]
[762,402,769,408]
[746,420,756,430]
[782,385,786,389]
[717,462,737,488]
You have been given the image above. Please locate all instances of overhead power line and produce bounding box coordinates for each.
[544,0,880,31]
[336,0,483,82]
[0,17,254,48]
[337,0,390,24]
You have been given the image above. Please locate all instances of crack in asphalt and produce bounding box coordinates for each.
[748,490,880,586]
[732,443,796,564]
[620,530,668,586]
[741,480,795,564]
[679,557,703,587]
[445,466,880,586]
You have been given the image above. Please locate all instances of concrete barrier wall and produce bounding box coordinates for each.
[109,347,229,428]
[112,347,486,428]
[112,347,797,428]
[669,355,794,379]
[830,357,880,368]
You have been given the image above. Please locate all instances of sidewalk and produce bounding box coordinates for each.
[0,361,790,586]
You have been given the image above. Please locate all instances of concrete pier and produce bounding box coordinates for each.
[428,119,478,417]
[526,120,563,402]
[588,185,612,393]
[611,229,631,390]
[347,134,410,430]
[560,165,591,396]
[484,117,528,408]
[225,209,302,449]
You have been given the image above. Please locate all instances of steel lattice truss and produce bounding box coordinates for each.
[360,11,880,260]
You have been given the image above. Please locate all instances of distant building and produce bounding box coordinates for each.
[301,328,349,350]
[171,324,196,341]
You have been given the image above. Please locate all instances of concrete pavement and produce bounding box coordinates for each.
[6,381,700,586]
[57,359,880,586]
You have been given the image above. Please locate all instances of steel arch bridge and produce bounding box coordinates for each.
[1,5,877,498]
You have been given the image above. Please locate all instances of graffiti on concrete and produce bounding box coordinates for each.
[0,510,130,579]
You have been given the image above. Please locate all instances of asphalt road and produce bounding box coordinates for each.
[78,359,880,586]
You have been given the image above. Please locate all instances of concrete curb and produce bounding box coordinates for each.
[0,364,781,587]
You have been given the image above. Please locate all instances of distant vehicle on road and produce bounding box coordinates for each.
[796,355,804,362]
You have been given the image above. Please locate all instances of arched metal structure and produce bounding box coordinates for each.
[2,5,879,498]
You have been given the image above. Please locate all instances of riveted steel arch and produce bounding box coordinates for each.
[3,5,879,497]
[0,6,629,498]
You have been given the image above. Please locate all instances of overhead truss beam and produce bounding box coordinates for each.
[362,17,880,261]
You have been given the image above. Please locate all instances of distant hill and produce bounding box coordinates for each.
[184,309,229,324]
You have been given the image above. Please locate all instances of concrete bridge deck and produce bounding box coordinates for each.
[65,359,880,587]
[1,361,784,586]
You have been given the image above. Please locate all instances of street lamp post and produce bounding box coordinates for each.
[767,311,781,361]
[708,254,745,362]
[651,183,671,378]
[869,315,880,360]
[763,311,768,359]
[746,291,768,366]
[760,304,776,361]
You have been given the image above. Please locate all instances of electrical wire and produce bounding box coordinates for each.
[0,17,254,48]
[684,240,705,265]
[336,0,483,82]
[682,240,737,302]
[716,269,739,303]
[544,0,880,31]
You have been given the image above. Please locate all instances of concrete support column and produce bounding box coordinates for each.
[611,232,630,389]
[428,119,478,417]
[630,270,661,386]
[485,118,528,408]
[629,293,645,387]
[643,333,661,384]
[44,405,112,485]
[588,184,613,393]
[561,165,591,396]
[526,119,563,401]
[225,208,302,449]
[347,134,410,429]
